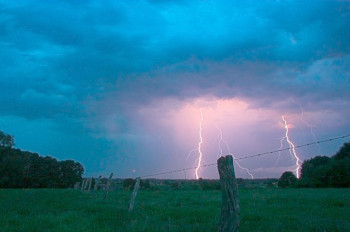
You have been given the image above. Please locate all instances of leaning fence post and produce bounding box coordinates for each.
[94,175,102,191]
[128,177,141,212]
[217,155,240,232]
[104,172,114,199]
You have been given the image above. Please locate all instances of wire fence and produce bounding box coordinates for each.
[137,134,350,179]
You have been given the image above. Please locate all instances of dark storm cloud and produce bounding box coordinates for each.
[2,1,349,90]
[1,0,349,118]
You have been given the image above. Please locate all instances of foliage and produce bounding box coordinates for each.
[140,179,151,189]
[0,130,14,148]
[57,160,85,188]
[278,171,297,188]
[0,188,349,232]
[0,131,84,188]
[171,181,181,190]
[333,142,350,160]
[0,145,84,189]
[299,142,350,188]
[123,178,135,190]
[198,178,221,190]
[124,179,152,190]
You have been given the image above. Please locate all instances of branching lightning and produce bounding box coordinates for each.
[195,110,204,179]
[274,136,286,166]
[216,126,254,179]
[282,115,302,178]
[299,107,321,152]
[300,114,318,143]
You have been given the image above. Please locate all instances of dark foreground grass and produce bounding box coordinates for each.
[0,188,349,232]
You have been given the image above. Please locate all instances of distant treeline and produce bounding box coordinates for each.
[0,130,84,188]
[279,142,350,188]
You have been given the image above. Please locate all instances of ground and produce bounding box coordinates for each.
[0,188,349,232]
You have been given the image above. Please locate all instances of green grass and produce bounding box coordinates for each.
[0,188,349,231]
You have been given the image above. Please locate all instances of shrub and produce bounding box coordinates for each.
[278,171,297,188]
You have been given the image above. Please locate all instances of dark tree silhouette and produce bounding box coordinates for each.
[0,131,84,188]
[58,160,84,188]
[0,130,14,148]
[333,142,350,160]
[299,142,350,188]
[278,171,297,188]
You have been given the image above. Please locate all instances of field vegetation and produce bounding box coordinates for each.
[0,188,349,232]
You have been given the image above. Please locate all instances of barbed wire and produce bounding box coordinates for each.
[236,134,350,160]
[137,134,350,179]
[139,162,217,179]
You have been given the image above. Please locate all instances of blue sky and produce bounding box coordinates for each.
[0,0,349,179]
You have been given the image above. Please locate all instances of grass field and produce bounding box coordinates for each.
[0,188,349,232]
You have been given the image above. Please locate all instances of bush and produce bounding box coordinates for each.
[140,179,151,189]
[123,178,135,190]
[278,171,297,188]
[198,178,221,190]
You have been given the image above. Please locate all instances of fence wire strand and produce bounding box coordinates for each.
[137,134,350,179]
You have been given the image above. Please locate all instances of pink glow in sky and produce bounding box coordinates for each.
[117,96,347,179]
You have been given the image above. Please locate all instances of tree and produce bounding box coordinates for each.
[333,142,350,160]
[278,171,297,188]
[57,160,84,188]
[299,142,350,188]
[0,147,25,187]
[0,145,84,188]
[329,142,350,187]
[0,130,14,148]
[326,159,350,187]
[300,156,331,187]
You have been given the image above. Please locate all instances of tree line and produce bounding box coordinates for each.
[279,142,350,188]
[0,130,84,188]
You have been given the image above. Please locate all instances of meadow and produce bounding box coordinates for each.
[0,188,349,232]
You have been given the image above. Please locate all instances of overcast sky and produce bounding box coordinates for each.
[1,0,349,179]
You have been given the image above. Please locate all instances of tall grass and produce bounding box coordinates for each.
[0,188,349,231]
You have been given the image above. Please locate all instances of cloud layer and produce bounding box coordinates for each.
[0,0,349,178]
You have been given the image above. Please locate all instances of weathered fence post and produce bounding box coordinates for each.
[217,155,240,232]
[84,179,89,190]
[74,182,80,189]
[94,175,102,191]
[104,172,114,199]
[87,177,93,192]
[128,177,141,212]
[80,179,86,191]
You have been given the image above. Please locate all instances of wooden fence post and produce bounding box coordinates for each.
[84,179,89,190]
[128,177,141,212]
[81,179,86,191]
[104,172,114,199]
[73,182,79,189]
[87,177,93,192]
[217,155,240,232]
[94,175,102,191]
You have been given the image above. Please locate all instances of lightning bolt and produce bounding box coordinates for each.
[299,107,321,152]
[216,126,254,179]
[282,115,302,178]
[195,110,204,179]
[274,136,286,167]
